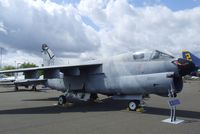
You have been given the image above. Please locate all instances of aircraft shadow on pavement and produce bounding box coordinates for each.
[0,98,199,120]
[0,98,128,114]
[0,89,47,93]
[144,106,200,120]
[22,97,58,102]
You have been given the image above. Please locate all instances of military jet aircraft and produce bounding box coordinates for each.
[0,74,17,83]
[0,49,195,111]
[0,44,55,91]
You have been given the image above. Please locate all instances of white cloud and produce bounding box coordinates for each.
[0,0,100,65]
[78,0,200,57]
[0,21,7,35]
[2,50,42,67]
[0,0,200,66]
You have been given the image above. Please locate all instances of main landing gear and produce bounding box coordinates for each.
[58,95,67,105]
[57,93,98,105]
[128,100,140,111]
[31,85,37,91]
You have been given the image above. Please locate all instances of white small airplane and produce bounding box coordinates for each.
[0,44,54,91]
[0,74,17,83]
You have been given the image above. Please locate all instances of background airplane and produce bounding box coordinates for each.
[0,74,17,83]
[182,50,200,76]
[0,73,27,90]
[0,49,196,111]
[0,44,55,91]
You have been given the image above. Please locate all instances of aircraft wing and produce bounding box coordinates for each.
[0,79,15,83]
[14,79,47,85]
[0,79,47,86]
[0,81,15,86]
[0,62,103,79]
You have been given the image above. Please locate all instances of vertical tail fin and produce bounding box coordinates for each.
[182,50,200,68]
[41,44,55,66]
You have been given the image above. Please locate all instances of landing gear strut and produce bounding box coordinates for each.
[128,100,140,111]
[32,85,37,91]
[57,93,98,105]
[14,85,18,91]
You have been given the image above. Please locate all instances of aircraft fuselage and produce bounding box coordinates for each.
[47,53,182,97]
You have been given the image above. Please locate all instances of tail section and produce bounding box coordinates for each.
[182,50,200,68]
[41,44,55,66]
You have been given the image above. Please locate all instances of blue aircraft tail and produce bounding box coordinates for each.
[182,50,200,69]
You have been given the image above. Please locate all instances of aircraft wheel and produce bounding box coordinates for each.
[128,100,140,111]
[58,95,66,105]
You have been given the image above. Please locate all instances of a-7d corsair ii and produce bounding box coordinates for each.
[0,49,195,111]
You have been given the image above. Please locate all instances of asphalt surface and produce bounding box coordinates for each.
[0,81,199,134]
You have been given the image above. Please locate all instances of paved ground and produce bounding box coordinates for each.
[0,81,199,134]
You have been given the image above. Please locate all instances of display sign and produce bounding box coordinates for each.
[168,99,180,107]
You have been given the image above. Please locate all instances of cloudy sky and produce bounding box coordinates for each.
[0,0,200,66]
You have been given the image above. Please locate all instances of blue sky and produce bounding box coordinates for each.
[50,0,80,5]
[52,0,200,11]
[129,0,200,11]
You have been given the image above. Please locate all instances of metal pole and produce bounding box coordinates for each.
[173,106,176,121]
[0,47,2,68]
[169,79,176,122]
[170,105,173,122]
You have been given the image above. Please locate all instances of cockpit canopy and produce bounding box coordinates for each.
[133,49,174,61]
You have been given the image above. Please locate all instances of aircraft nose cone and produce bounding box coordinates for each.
[172,58,197,76]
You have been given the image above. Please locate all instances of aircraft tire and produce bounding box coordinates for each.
[58,95,67,105]
[128,100,140,111]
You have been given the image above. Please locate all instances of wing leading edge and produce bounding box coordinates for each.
[0,63,103,79]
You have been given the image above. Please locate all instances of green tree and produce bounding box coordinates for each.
[1,65,16,76]
[1,62,38,76]
[19,62,38,68]
[2,65,16,70]
[19,62,43,77]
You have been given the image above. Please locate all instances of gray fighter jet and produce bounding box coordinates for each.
[0,49,195,110]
